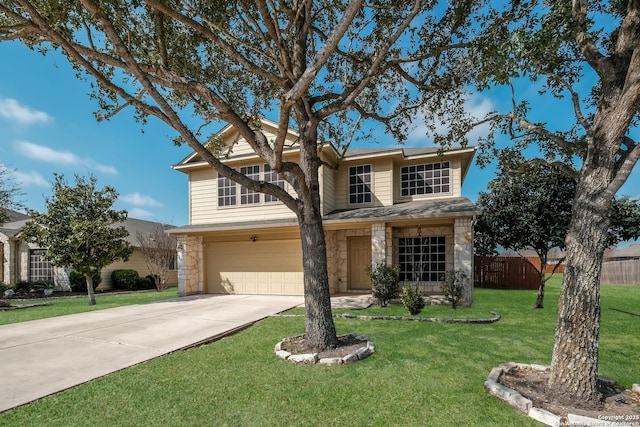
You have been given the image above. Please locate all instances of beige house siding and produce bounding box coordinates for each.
[98,248,178,290]
[333,158,394,210]
[320,163,336,215]
[189,167,296,225]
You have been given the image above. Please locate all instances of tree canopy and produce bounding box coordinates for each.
[0,0,492,350]
[21,174,133,305]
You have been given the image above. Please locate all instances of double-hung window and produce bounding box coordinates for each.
[264,164,285,203]
[349,165,372,204]
[240,165,260,205]
[400,161,450,196]
[217,173,236,207]
[398,236,446,282]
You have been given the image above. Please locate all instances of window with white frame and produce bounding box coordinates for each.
[29,249,54,283]
[240,165,260,205]
[400,161,450,197]
[349,164,372,204]
[264,164,286,203]
[397,236,446,282]
[217,173,236,207]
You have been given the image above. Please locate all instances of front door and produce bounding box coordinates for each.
[348,236,372,290]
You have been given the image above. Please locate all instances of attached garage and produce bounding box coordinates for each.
[205,239,304,295]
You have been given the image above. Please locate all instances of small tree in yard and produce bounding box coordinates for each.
[136,225,176,290]
[22,174,133,305]
[475,156,640,309]
[439,270,468,310]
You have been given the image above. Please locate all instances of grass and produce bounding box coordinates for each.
[1,277,638,426]
[0,287,180,325]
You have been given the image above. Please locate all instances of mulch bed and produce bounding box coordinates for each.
[500,366,640,419]
[279,334,366,359]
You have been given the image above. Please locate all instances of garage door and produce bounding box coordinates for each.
[206,239,304,295]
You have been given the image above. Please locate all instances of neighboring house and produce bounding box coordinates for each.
[501,247,566,273]
[606,244,640,261]
[168,120,480,297]
[0,211,178,290]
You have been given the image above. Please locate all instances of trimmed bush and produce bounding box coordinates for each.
[401,285,426,315]
[440,270,468,309]
[14,282,31,293]
[69,270,102,293]
[135,276,155,290]
[111,269,140,290]
[366,263,400,307]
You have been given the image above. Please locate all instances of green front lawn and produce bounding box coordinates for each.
[0,287,179,325]
[1,278,638,426]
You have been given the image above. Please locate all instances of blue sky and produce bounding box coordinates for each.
[1,40,639,234]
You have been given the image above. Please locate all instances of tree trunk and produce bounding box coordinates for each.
[299,218,338,350]
[548,171,611,404]
[295,121,338,351]
[86,274,96,306]
[534,253,547,309]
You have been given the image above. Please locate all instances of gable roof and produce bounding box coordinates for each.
[172,119,477,183]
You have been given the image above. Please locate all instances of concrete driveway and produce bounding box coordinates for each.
[0,294,303,413]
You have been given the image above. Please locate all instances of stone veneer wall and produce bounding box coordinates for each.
[177,235,204,296]
[326,227,371,293]
[454,217,474,303]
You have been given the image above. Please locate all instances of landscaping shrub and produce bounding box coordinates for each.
[14,282,31,293]
[111,269,140,290]
[440,270,468,309]
[401,285,426,315]
[69,270,101,293]
[135,276,155,290]
[366,263,400,307]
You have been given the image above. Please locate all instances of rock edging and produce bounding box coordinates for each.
[485,362,640,426]
[275,311,501,324]
[274,333,374,365]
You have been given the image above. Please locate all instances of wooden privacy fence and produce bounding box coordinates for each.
[474,256,540,290]
[601,260,640,285]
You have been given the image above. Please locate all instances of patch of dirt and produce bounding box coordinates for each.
[280,334,366,358]
[500,367,640,420]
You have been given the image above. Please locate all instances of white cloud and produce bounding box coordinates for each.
[0,98,53,125]
[17,140,78,164]
[15,141,117,175]
[127,207,154,218]
[120,192,162,207]
[13,170,49,188]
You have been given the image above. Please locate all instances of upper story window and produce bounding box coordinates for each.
[400,161,450,197]
[240,165,260,205]
[217,165,286,207]
[264,164,285,203]
[349,164,372,204]
[217,174,236,207]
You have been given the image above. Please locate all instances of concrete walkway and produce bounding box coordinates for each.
[0,294,303,413]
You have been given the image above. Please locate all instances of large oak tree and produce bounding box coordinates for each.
[0,0,487,350]
[452,0,640,403]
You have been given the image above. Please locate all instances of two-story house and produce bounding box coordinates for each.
[168,119,480,298]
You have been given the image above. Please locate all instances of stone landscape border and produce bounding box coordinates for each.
[274,311,501,324]
[485,362,640,426]
[274,333,374,365]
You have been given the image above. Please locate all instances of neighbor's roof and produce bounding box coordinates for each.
[0,213,174,246]
[608,243,640,259]
[167,198,481,235]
